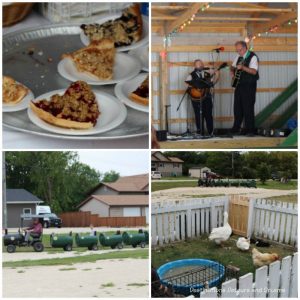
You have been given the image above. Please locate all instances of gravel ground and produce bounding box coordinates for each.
[6,226,148,234]
[152,187,297,202]
[3,259,149,298]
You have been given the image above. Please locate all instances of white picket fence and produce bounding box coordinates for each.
[151,197,229,245]
[249,199,298,247]
[152,196,298,247]
[200,253,298,298]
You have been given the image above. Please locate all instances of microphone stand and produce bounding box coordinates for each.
[176,87,194,138]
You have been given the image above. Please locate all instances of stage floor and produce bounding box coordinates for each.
[158,136,285,149]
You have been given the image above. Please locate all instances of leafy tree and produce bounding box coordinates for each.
[5,152,102,212]
[102,170,120,182]
[257,162,271,184]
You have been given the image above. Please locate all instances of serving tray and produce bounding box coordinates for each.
[3,24,148,140]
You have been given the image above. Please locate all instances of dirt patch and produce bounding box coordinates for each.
[3,259,148,297]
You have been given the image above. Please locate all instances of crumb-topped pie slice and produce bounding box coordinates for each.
[3,76,28,104]
[63,39,115,80]
[81,4,143,48]
[129,76,149,106]
[30,81,100,129]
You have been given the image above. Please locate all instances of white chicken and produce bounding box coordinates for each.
[209,212,232,246]
[236,237,250,251]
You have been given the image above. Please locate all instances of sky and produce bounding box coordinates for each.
[77,150,149,176]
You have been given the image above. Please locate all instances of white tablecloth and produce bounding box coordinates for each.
[3,11,149,149]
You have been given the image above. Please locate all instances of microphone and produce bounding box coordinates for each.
[212,47,225,52]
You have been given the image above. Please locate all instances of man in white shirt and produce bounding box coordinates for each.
[230,41,259,136]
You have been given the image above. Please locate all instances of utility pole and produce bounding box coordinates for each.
[232,152,234,178]
[3,152,7,228]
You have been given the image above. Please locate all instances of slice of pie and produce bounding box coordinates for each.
[30,81,100,129]
[3,76,28,104]
[81,4,143,48]
[62,39,115,80]
[130,76,149,106]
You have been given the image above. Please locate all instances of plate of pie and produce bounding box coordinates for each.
[114,73,148,113]
[80,4,148,52]
[3,76,34,112]
[58,40,141,85]
[128,46,149,72]
[28,81,127,136]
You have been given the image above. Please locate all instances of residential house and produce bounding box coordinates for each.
[189,166,211,178]
[5,189,43,228]
[77,174,149,223]
[151,151,184,177]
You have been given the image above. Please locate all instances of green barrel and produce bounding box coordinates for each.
[50,232,73,251]
[75,233,98,250]
[99,233,123,249]
[122,230,149,248]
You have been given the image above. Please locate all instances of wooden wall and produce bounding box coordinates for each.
[152,27,297,133]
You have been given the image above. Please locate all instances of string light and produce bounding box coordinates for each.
[163,3,212,47]
[247,18,297,42]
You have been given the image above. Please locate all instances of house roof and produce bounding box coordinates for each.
[103,174,149,192]
[6,189,43,204]
[151,151,184,163]
[189,166,210,170]
[79,195,149,208]
[84,173,149,199]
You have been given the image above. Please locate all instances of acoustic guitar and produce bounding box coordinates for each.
[189,62,228,101]
[231,59,245,88]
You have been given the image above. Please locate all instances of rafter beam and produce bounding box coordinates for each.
[152,16,272,22]
[252,11,297,33]
[165,3,205,34]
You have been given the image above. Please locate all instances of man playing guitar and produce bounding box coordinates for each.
[186,59,220,136]
[230,41,259,136]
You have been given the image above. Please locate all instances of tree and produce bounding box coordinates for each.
[257,162,271,184]
[102,170,120,182]
[5,152,102,212]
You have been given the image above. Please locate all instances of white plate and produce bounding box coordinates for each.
[28,89,127,136]
[80,15,149,52]
[114,73,148,113]
[128,45,149,72]
[58,53,141,85]
[3,85,34,112]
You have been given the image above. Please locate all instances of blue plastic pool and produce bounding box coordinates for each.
[157,258,225,296]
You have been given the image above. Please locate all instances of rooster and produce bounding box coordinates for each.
[252,248,279,267]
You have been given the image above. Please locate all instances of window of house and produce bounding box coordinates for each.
[159,163,164,167]
[173,163,179,168]
[23,208,31,215]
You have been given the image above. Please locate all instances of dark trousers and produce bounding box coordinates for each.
[232,83,257,133]
[191,96,213,135]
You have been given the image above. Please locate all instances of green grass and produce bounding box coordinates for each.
[257,180,297,190]
[157,177,198,181]
[101,282,115,288]
[265,194,297,203]
[2,230,147,253]
[152,235,295,277]
[152,181,197,192]
[3,249,148,268]
[183,194,225,198]
[127,283,148,287]
[152,179,297,192]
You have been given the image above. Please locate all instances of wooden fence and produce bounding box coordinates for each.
[201,253,298,298]
[151,196,298,247]
[250,199,298,247]
[59,211,146,227]
[151,197,229,245]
